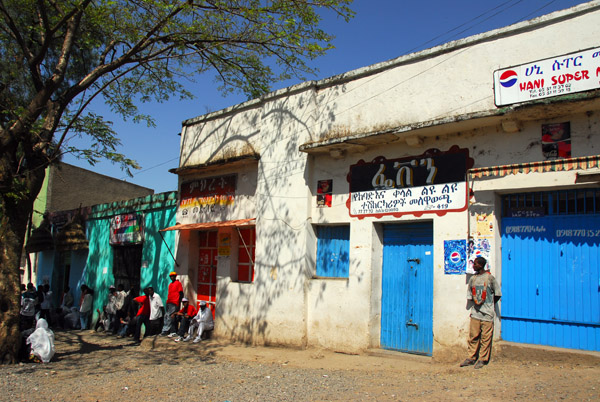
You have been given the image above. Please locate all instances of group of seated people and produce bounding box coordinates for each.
[168,298,213,343]
[18,280,214,364]
[96,285,214,345]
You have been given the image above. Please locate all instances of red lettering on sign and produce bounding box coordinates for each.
[519,79,544,91]
[551,70,589,85]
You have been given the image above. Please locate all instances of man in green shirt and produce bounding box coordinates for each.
[460,256,501,369]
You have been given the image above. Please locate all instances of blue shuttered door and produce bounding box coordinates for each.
[381,222,434,355]
[502,215,600,351]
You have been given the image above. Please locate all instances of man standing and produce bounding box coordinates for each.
[79,285,93,330]
[460,256,501,369]
[147,286,164,336]
[105,286,118,333]
[161,271,183,336]
[20,283,38,330]
[183,301,214,343]
[39,284,53,326]
[112,284,126,334]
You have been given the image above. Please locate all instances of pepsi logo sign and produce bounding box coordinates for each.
[450,251,462,264]
[499,70,518,88]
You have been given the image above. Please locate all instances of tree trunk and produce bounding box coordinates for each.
[0,155,47,364]
[0,200,30,363]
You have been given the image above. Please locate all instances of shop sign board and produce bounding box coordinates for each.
[178,174,237,223]
[494,47,600,106]
[110,213,144,245]
[347,146,473,218]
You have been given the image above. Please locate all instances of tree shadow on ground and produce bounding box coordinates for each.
[43,329,224,376]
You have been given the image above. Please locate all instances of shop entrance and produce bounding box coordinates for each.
[381,222,434,355]
[197,231,218,313]
[112,244,142,292]
[501,189,600,351]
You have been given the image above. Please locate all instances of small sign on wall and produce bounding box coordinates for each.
[218,232,231,256]
[317,179,332,207]
[542,122,571,159]
[444,239,467,275]
[467,238,492,274]
[476,213,494,238]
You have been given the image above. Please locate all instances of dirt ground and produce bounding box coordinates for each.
[1,330,598,401]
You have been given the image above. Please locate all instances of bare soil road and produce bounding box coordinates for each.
[1,330,598,401]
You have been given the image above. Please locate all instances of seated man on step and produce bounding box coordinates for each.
[172,298,197,341]
[180,300,213,343]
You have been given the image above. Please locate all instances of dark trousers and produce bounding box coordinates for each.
[108,313,118,334]
[175,316,192,337]
[40,309,52,326]
[19,314,35,331]
[133,314,149,342]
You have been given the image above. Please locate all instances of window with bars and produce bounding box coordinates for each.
[236,227,255,283]
[315,225,350,278]
[502,188,600,217]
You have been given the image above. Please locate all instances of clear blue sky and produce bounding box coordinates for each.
[62,0,591,193]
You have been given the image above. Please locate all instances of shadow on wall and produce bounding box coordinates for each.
[141,207,177,299]
[179,90,348,345]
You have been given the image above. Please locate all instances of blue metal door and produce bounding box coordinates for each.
[502,215,600,351]
[381,222,433,355]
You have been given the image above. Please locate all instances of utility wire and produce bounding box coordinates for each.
[128,1,568,186]
[119,156,179,181]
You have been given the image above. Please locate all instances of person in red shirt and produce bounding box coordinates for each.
[161,271,184,336]
[132,288,151,344]
[170,298,197,341]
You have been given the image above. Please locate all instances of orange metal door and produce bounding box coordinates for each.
[197,231,217,316]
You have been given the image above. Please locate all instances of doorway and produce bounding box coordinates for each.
[381,222,434,355]
[112,244,143,292]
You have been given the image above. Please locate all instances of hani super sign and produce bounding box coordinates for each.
[494,47,600,106]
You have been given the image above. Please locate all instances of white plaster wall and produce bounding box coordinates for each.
[311,5,600,139]
[180,104,262,166]
[306,219,374,352]
[176,3,600,354]
[304,106,600,354]
[180,89,320,347]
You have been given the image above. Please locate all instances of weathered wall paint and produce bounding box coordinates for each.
[176,3,600,355]
[75,192,177,324]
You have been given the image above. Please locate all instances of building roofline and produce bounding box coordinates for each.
[182,1,600,127]
[299,90,600,154]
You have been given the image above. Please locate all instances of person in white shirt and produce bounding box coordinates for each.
[113,284,127,334]
[183,301,214,343]
[105,286,118,333]
[40,284,53,326]
[79,285,93,330]
[147,286,164,335]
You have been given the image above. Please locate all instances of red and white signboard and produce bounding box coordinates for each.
[494,47,600,106]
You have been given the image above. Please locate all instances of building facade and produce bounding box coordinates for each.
[169,2,600,355]
[24,163,154,285]
[35,192,178,321]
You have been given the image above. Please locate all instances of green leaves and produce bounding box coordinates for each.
[0,0,354,186]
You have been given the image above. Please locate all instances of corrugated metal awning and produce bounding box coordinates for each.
[468,155,600,179]
[160,218,255,232]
